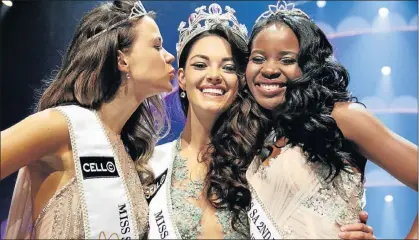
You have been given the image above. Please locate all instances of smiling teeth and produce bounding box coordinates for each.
[260,84,281,90]
[202,88,223,95]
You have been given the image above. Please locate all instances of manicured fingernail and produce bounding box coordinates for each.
[340,226,347,231]
[338,232,346,238]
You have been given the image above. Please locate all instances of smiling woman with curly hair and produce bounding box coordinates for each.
[208,1,417,239]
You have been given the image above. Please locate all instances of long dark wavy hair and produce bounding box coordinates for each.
[205,82,270,233]
[35,0,168,185]
[209,9,367,216]
[176,24,251,234]
[249,10,366,179]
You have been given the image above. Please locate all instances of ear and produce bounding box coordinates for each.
[117,50,129,73]
[177,68,186,91]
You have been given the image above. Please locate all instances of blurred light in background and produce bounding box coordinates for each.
[1,0,13,7]
[317,1,326,8]
[1,0,12,20]
[385,195,394,203]
[2,0,12,7]
[379,7,389,18]
[381,66,392,76]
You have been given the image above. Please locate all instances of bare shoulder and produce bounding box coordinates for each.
[24,109,69,139]
[33,108,68,123]
[331,102,377,141]
[1,108,71,179]
[2,108,70,156]
[332,102,368,117]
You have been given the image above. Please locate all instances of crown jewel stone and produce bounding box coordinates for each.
[210,3,222,14]
[189,13,197,23]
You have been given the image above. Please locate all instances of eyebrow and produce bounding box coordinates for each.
[251,49,298,56]
[189,54,234,62]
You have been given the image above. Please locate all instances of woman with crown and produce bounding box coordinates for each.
[209,0,418,239]
[146,2,376,239]
[1,0,175,239]
[146,3,251,238]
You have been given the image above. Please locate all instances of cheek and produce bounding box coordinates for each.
[131,52,149,73]
[226,77,239,100]
[143,50,165,70]
[184,71,200,89]
[186,81,195,92]
[156,52,166,66]
[227,75,239,90]
[286,65,302,80]
[231,81,239,97]
[245,64,259,83]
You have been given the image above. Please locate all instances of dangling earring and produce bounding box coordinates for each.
[180,91,186,98]
[126,73,131,80]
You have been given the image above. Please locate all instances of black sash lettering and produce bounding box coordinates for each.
[154,210,169,239]
[145,169,168,203]
[80,156,119,179]
[249,200,276,240]
[118,204,131,236]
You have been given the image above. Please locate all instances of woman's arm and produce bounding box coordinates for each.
[333,102,418,239]
[1,109,69,180]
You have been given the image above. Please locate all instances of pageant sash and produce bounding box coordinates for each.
[248,186,282,240]
[56,105,137,239]
[147,141,180,239]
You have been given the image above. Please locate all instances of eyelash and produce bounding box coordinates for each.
[192,63,206,69]
[251,56,297,65]
[281,58,296,65]
[251,56,265,64]
[192,63,236,72]
[223,64,236,72]
[154,45,162,50]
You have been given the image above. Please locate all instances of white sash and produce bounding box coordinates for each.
[146,141,181,239]
[248,185,282,240]
[56,105,138,239]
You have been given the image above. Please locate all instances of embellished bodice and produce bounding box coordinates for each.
[246,144,364,239]
[169,139,248,239]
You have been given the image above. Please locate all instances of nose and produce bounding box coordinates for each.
[207,66,222,84]
[261,62,281,79]
[163,48,175,64]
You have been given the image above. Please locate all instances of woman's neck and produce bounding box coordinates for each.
[98,81,144,135]
[178,107,218,180]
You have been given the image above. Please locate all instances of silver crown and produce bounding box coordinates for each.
[87,0,148,42]
[255,0,309,23]
[176,3,248,65]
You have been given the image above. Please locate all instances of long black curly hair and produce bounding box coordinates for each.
[208,9,367,218]
[250,10,367,179]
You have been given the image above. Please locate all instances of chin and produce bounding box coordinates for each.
[164,85,173,93]
[158,82,173,93]
[200,105,226,115]
[256,97,284,111]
